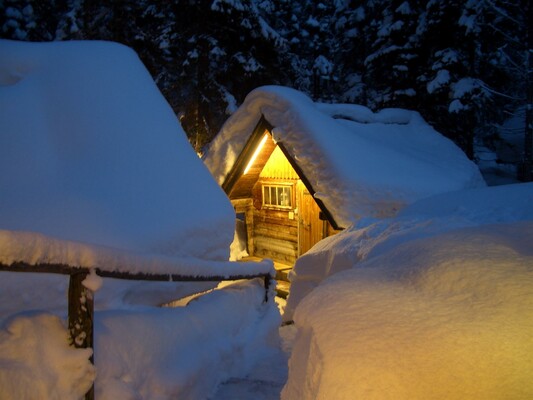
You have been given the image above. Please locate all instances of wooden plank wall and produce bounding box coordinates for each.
[252,205,298,264]
[231,144,341,265]
[249,146,298,264]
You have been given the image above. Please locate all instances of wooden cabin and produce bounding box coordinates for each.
[206,86,485,308]
[221,117,342,265]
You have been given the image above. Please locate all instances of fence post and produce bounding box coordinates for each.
[68,270,95,400]
[264,274,271,302]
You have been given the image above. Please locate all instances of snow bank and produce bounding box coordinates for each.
[204,85,484,225]
[0,313,95,400]
[284,182,533,320]
[282,183,533,399]
[229,218,249,261]
[0,229,273,277]
[96,279,281,399]
[0,40,281,400]
[0,270,224,321]
[0,39,235,264]
[0,279,281,400]
[283,221,533,400]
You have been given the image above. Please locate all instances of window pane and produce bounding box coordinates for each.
[279,187,287,206]
[263,186,270,204]
[262,185,292,207]
[283,187,291,207]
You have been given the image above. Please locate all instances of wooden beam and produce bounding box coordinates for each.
[276,141,342,230]
[0,262,273,285]
[222,116,273,194]
[0,261,274,400]
[68,271,94,400]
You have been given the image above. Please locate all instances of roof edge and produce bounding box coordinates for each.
[276,141,342,230]
[222,115,342,230]
[222,116,273,194]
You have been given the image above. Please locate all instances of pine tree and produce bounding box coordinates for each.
[414,0,485,158]
[362,0,421,110]
[175,0,287,152]
[1,0,58,41]
[335,1,368,104]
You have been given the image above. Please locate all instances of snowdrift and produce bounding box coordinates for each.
[284,182,533,320]
[0,39,235,263]
[0,313,94,399]
[282,183,533,399]
[0,40,280,399]
[95,279,280,399]
[0,280,281,400]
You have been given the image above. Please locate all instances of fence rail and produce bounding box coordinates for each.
[0,261,273,400]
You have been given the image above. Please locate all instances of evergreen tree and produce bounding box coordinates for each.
[176,0,287,152]
[0,0,529,174]
[335,1,369,104]
[1,0,58,41]
[363,0,422,110]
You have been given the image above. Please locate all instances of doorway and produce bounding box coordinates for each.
[297,181,325,256]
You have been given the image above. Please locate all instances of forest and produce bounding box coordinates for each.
[1,0,531,180]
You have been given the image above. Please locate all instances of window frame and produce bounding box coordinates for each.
[261,183,294,210]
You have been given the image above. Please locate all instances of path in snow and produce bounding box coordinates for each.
[211,324,296,399]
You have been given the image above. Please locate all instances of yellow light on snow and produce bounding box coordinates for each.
[243,133,269,175]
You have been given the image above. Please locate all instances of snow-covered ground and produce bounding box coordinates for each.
[1,39,532,400]
[0,279,283,399]
[0,39,279,399]
[0,39,235,261]
[283,183,533,399]
[284,182,533,320]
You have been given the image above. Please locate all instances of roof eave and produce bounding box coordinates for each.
[222,115,273,194]
[222,114,342,231]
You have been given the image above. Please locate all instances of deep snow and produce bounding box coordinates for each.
[283,183,533,399]
[0,39,279,400]
[1,39,532,400]
[0,280,282,400]
[0,39,235,262]
[284,182,533,320]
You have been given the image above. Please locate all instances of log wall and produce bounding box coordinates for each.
[230,144,342,265]
[252,204,298,264]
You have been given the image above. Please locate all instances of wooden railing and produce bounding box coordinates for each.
[0,262,273,400]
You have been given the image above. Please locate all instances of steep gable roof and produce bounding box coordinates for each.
[222,116,341,229]
[204,86,486,227]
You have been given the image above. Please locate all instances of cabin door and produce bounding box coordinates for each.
[297,181,324,256]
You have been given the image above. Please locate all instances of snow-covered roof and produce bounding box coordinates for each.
[0,40,236,267]
[204,86,486,227]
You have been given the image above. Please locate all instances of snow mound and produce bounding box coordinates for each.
[284,182,533,320]
[0,313,95,400]
[0,279,281,400]
[0,39,234,263]
[95,279,281,399]
[204,85,485,225]
[283,221,533,400]
[0,229,273,276]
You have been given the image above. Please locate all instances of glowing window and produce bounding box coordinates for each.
[263,184,292,208]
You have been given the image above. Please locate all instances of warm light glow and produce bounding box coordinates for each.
[243,133,269,175]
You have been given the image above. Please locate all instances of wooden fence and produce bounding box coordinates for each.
[0,262,273,400]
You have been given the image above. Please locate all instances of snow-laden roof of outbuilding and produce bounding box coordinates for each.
[204,86,486,227]
[0,40,237,269]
